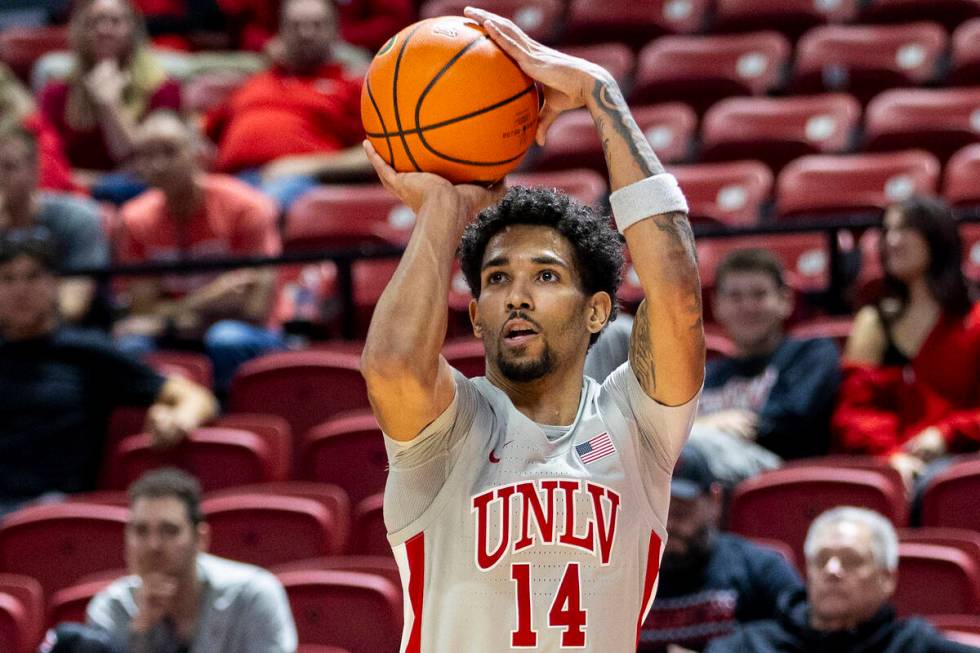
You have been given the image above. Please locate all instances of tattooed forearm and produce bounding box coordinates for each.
[630,300,657,392]
[591,79,664,177]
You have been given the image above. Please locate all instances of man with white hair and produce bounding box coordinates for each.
[705,506,978,652]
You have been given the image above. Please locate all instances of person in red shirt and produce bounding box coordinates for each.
[833,196,980,493]
[114,111,283,393]
[205,0,369,211]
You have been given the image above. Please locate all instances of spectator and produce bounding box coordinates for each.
[39,0,182,203]
[834,197,980,491]
[87,468,298,653]
[690,249,841,485]
[205,0,370,211]
[639,445,803,652]
[0,127,108,324]
[0,62,76,193]
[114,111,283,394]
[0,231,216,515]
[705,507,977,653]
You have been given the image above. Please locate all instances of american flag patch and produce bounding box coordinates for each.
[576,432,616,464]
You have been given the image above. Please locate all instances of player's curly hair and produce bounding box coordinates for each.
[457,186,624,344]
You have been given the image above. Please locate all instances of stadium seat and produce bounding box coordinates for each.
[728,466,907,570]
[899,528,980,569]
[182,71,249,115]
[202,493,339,567]
[0,503,127,598]
[563,0,709,46]
[950,19,980,85]
[301,412,388,507]
[351,493,389,556]
[775,150,940,219]
[272,555,401,599]
[105,427,286,491]
[507,169,609,207]
[631,32,790,113]
[788,316,855,350]
[945,144,980,211]
[792,22,947,103]
[781,454,904,499]
[928,614,980,636]
[420,0,563,43]
[921,457,980,531]
[860,0,980,31]
[894,543,980,617]
[442,337,486,377]
[278,569,402,653]
[701,94,861,173]
[531,104,696,171]
[229,350,368,438]
[0,575,43,653]
[670,160,773,227]
[64,491,129,506]
[864,88,980,164]
[0,593,29,653]
[212,412,293,476]
[298,647,352,653]
[559,43,636,91]
[47,576,115,627]
[143,350,213,388]
[0,26,68,81]
[285,185,413,252]
[696,232,831,293]
[712,0,859,39]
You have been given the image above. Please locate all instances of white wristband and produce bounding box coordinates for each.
[609,173,689,234]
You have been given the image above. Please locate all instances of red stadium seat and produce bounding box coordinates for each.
[788,316,854,350]
[696,233,831,293]
[671,160,773,227]
[0,503,127,598]
[559,43,636,91]
[298,647,352,653]
[182,72,249,115]
[229,350,369,438]
[272,555,401,598]
[728,466,907,570]
[894,543,980,617]
[860,0,980,31]
[301,412,388,507]
[351,493,389,556]
[0,26,68,81]
[285,185,413,252]
[278,569,402,653]
[0,593,29,653]
[899,528,980,569]
[507,169,609,207]
[921,457,980,531]
[775,150,940,219]
[213,413,293,476]
[202,493,339,567]
[864,88,980,164]
[47,576,115,628]
[632,32,790,113]
[701,94,860,173]
[792,22,946,103]
[420,0,563,43]
[781,454,904,500]
[106,427,286,491]
[442,337,485,377]
[950,19,980,85]
[143,350,213,388]
[712,0,859,38]
[0,575,43,653]
[945,144,980,210]
[532,104,696,171]
[928,614,980,636]
[564,0,708,46]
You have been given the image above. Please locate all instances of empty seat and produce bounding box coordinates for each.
[351,493,388,556]
[105,427,286,491]
[0,575,43,653]
[47,576,116,627]
[950,19,980,85]
[921,457,980,531]
[728,466,907,568]
[945,144,980,211]
[203,493,339,567]
[532,104,696,172]
[776,150,940,218]
[671,160,773,227]
[272,555,401,599]
[285,185,413,252]
[894,543,980,617]
[563,0,708,46]
[420,0,563,43]
[899,528,980,568]
[701,94,861,173]
[860,0,980,31]
[793,22,947,103]
[696,233,832,293]
[712,0,859,38]
[0,593,29,653]
[864,88,980,163]
[278,569,402,653]
[507,169,609,208]
[560,43,636,91]
[212,412,293,476]
[0,503,127,598]
[229,350,368,438]
[781,454,904,499]
[301,413,387,507]
[0,26,68,81]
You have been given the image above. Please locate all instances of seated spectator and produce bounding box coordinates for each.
[87,468,298,653]
[114,111,284,394]
[0,231,216,515]
[0,62,76,193]
[690,249,841,485]
[205,0,370,211]
[39,0,182,204]
[705,506,976,653]
[639,445,803,652]
[0,127,108,324]
[833,196,980,491]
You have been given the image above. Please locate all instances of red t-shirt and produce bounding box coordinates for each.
[205,63,363,173]
[39,79,182,171]
[22,112,77,193]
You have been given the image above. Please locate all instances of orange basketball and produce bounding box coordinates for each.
[361,16,539,185]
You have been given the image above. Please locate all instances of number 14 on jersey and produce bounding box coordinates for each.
[511,562,587,648]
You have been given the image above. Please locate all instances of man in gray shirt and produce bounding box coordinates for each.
[87,469,297,653]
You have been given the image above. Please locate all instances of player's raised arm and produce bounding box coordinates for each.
[359,142,500,441]
[467,7,704,407]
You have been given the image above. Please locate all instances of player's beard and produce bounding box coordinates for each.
[497,343,556,382]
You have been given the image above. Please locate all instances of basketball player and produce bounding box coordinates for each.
[360,7,705,652]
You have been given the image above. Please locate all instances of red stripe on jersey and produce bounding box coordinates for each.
[635,530,663,649]
[405,532,426,653]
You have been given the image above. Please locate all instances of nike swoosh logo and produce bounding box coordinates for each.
[489,440,513,464]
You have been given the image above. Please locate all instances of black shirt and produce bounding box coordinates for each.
[0,327,165,500]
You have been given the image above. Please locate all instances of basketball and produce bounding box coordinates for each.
[361,16,540,185]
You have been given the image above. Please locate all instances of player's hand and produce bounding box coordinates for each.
[902,426,947,463]
[464,7,610,146]
[131,573,178,633]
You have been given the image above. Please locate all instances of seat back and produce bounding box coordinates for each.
[950,18,980,85]
[713,0,859,38]
[564,0,708,46]
[864,88,980,163]
[921,458,980,531]
[0,575,43,653]
[671,160,773,227]
[351,493,389,556]
[285,185,413,252]
[894,543,980,617]
[696,232,831,293]
[47,576,116,628]
[945,144,980,210]
[302,413,387,507]
[506,169,609,208]
[420,0,563,43]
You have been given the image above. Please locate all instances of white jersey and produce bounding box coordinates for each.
[383,363,699,653]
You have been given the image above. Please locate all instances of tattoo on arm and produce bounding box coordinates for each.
[630,300,656,391]
[591,79,664,177]
[654,212,704,332]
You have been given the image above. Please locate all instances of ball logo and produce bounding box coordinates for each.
[432,26,459,38]
[375,36,397,57]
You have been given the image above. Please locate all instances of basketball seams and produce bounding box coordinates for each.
[365,78,396,168]
[392,22,427,172]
